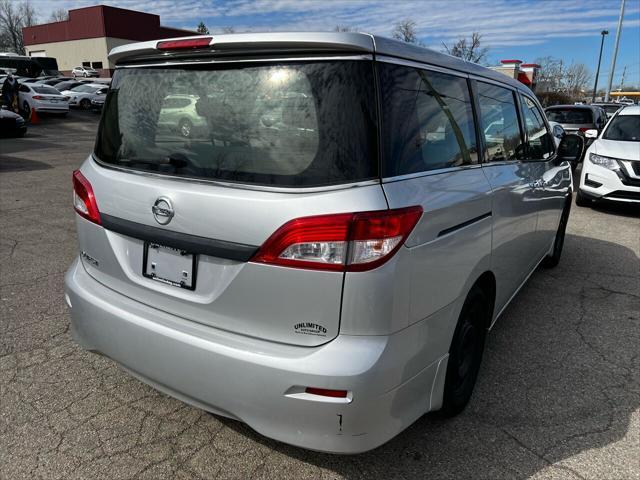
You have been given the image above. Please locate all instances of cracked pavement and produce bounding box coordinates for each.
[1,112,639,479]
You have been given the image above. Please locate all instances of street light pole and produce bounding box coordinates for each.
[605,0,626,102]
[591,30,608,102]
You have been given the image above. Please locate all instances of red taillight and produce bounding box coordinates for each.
[32,95,43,100]
[305,387,348,398]
[72,170,101,225]
[157,37,212,51]
[578,127,590,133]
[251,206,423,272]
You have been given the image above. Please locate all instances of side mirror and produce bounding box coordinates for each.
[552,124,565,139]
[584,129,598,139]
[557,133,585,165]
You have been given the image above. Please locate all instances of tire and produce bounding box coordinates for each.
[83,72,88,78]
[178,118,193,138]
[79,98,91,110]
[22,101,31,117]
[575,189,591,208]
[440,286,489,417]
[542,197,571,268]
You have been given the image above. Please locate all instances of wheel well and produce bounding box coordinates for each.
[473,271,496,329]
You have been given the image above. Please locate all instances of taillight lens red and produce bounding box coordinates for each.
[32,95,43,100]
[251,206,423,272]
[72,170,101,225]
[157,37,212,51]
[578,127,590,133]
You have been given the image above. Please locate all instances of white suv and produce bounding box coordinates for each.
[577,106,640,206]
[72,66,99,78]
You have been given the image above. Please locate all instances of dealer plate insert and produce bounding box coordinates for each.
[142,242,197,290]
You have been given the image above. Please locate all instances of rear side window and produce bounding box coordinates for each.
[379,63,477,176]
[520,95,554,159]
[545,108,593,124]
[476,82,523,162]
[95,61,377,187]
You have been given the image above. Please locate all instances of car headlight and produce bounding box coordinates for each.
[589,153,620,171]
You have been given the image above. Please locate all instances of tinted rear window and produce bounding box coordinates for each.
[545,108,593,124]
[95,61,377,187]
[32,86,60,94]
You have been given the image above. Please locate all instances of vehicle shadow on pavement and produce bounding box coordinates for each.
[219,233,639,479]
[588,202,639,218]
[0,155,52,172]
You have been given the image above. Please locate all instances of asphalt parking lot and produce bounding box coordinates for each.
[1,112,639,480]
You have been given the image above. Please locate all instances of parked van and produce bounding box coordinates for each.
[64,33,584,453]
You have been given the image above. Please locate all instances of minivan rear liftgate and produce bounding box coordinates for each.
[73,57,394,347]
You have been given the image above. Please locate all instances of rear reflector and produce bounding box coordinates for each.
[72,170,101,225]
[251,206,423,272]
[305,387,348,398]
[157,37,212,51]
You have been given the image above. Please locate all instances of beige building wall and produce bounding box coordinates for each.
[25,37,136,75]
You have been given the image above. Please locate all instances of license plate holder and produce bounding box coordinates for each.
[142,242,197,290]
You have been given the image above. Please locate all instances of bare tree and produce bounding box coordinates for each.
[535,56,591,94]
[0,0,37,54]
[564,63,591,94]
[442,32,488,64]
[334,24,357,32]
[196,21,209,34]
[391,19,421,44]
[49,8,68,22]
[221,26,235,34]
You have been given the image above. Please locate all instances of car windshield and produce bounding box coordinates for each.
[546,108,593,124]
[603,115,640,142]
[95,61,378,187]
[32,86,61,95]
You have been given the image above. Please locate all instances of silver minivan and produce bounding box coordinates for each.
[64,33,583,453]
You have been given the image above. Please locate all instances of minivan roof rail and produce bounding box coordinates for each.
[109,32,526,92]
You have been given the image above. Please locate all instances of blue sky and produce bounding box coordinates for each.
[32,0,640,87]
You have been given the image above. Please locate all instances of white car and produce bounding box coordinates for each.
[72,66,99,78]
[61,83,108,109]
[18,82,69,116]
[577,105,640,206]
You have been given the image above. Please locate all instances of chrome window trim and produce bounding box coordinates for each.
[381,164,483,184]
[91,155,381,194]
[375,54,469,78]
[116,54,373,69]
[469,74,519,92]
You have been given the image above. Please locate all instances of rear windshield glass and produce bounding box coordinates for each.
[545,108,593,124]
[603,115,639,141]
[32,86,60,94]
[95,61,377,187]
[72,85,100,93]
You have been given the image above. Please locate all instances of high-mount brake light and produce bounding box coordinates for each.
[72,170,101,225]
[157,37,212,51]
[251,206,423,272]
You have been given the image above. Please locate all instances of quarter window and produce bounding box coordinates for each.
[520,95,554,159]
[379,63,477,176]
[476,82,523,162]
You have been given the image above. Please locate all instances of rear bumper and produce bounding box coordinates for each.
[64,257,446,453]
[33,103,69,112]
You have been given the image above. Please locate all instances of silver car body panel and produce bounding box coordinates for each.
[65,32,572,453]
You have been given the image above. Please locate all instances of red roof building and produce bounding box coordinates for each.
[22,5,195,76]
